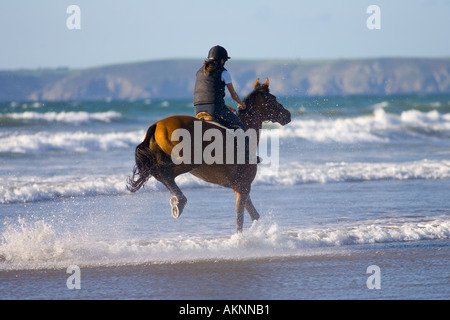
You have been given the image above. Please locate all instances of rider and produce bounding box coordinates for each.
[193,45,247,130]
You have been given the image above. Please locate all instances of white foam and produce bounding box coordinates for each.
[3,111,122,124]
[1,216,448,270]
[278,116,387,143]
[1,159,449,204]
[289,217,450,246]
[0,174,131,204]
[2,109,449,156]
[278,109,450,143]
[0,218,75,268]
[0,129,145,154]
[254,159,450,186]
[371,101,389,109]
[401,109,450,130]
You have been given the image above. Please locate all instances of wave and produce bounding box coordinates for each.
[1,111,122,124]
[1,216,448,270]
[371,101,389,109]
[255,159,450,185]
[279,109,450,143]
[0,174,129,204]
[0,129,145,154]
[287,217,450,247]
[1,159,449,204]
[2,108,449,155]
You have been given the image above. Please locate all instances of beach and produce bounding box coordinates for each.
[1,95,449,300]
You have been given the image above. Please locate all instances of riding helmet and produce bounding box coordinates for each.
[208,45,231,61]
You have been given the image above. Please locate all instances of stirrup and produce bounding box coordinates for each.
[196,112,229,130]
[196,112,214,122]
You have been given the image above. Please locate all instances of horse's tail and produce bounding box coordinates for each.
[127,124,158,193]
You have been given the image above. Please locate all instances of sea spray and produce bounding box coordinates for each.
[2,214,448,270]
[0,218,75,266]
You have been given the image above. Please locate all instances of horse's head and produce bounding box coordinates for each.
[240,78,291,126]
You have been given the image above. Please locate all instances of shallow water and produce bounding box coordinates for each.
[1,95,449,299]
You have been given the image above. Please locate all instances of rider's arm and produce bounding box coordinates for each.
[226,83,246,110]
[222,70,246,110]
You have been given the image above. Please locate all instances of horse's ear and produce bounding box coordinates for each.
[254,78,260,90]
[264,78,269,87]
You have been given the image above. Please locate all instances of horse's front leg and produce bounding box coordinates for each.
[245,196,260,222]
[235,192,249,232]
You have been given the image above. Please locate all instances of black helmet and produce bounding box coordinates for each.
[208,45,231,61]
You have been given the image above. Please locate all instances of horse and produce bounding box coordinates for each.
[127,78,291,232]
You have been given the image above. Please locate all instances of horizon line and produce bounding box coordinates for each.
[2,55,450,72]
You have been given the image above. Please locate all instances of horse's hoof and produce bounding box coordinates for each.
[170,195,180,219]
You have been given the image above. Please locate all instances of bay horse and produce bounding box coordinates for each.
[127,78,291,232]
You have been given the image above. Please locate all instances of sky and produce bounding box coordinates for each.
[0,0,449,70]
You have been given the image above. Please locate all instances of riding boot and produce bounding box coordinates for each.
[243,136,262,164]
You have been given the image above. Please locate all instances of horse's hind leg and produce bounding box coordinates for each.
[160,177,187,219]
[245,196,260,222]
[235,194,260,232]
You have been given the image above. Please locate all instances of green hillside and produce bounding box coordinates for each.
[1,58,450,101]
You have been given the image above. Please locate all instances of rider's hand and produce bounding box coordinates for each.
[237,104,246,110]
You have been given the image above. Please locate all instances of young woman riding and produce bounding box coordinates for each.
[193,45,247,130]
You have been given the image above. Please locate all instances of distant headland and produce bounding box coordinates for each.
[1,57,450,101]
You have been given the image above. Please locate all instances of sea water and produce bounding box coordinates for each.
[0,95,449,300]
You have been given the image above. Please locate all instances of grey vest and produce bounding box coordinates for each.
[193,64,226,106]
